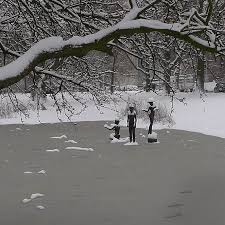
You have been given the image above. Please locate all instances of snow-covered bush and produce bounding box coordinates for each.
[119,97,174,126]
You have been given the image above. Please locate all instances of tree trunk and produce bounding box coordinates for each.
[110,52,116,94]
[145,74,151,92]
[175,66,180,90]
[164,49,171,94]
[196,54,205,92]
[164,69,171,94]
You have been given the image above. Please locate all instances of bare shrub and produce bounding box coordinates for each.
[0,94,33,119]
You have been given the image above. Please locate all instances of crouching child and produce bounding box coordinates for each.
[104,118,120,140]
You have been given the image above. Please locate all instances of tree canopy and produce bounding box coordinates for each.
[0,0,224,90]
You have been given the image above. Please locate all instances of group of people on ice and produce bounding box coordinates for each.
[105,98,157,144]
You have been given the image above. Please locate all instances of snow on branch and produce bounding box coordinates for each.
[129,0,138,9]
[0,6,224,89]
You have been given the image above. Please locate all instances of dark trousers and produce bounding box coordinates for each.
[148,118,154,134]
[129,126,136,142]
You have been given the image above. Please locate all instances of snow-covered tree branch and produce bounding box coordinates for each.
[0,0,224,90]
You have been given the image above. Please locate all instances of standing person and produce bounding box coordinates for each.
[143,98,156,134]
[127,104,137,143]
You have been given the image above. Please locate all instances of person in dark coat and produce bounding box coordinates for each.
[143,98,156,134]
[127,104,137,143]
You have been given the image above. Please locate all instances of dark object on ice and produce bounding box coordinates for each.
[214,82,225,93]
[147,132,158,143]
[148,137,157,143]
[127,105,137,143]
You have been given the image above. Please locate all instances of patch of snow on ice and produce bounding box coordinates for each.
[36,205,45,210]
[50,135,67,139]
[46,149,60,152]
[24,171,33,174]
[65,146,94,152]
[65,140,78,144]
[124,142,139,146]
[111,137,129,143]
[38,170,46,174]
[30,193,45,200]
[148,132,157,139]
[22,198,31,203]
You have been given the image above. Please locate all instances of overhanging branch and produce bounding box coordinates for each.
[0,18,223,90]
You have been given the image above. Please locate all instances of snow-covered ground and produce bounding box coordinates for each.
[0,91,225,138]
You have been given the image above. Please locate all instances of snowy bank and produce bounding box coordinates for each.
[0,92,225,139]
